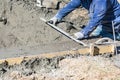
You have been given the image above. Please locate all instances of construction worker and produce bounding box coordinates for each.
[48,0,120,40]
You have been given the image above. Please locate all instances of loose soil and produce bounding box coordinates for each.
[0,55,120,80]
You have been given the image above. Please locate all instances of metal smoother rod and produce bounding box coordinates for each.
[40,18,87,46]
[112,21,117,54]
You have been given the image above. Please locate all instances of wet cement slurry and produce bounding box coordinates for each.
[0,41,81,59]
[0,0,88,59]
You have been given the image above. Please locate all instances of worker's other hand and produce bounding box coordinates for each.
[47,17,60,25]
[74,32,84,40]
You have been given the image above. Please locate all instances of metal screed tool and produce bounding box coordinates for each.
[40,18,87,46]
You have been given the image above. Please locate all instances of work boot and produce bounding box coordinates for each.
[90,25,102,37]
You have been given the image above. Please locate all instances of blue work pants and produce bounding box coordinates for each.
[91,23,120,40]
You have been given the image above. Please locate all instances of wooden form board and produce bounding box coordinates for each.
[0,44,115,65]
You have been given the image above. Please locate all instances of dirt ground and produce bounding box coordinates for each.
[0,0,120,80]
[0,55,120,80]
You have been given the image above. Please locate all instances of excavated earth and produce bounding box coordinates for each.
[0,0,120,80]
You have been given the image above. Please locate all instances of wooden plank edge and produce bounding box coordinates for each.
[0,44,115,65]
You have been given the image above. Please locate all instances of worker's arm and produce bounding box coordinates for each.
[55,0,81,20]
[81,0,109,37]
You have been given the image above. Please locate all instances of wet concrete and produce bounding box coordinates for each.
[0,0,89,59]
[0,41,81,59]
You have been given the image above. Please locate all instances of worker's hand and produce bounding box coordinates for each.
[47,17,60,25]
[74,31,84,40]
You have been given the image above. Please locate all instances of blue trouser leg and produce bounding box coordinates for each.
[90,24,114,39]
[90,24,120,41]
[116,23,120,40]
[101,31,120,41]
[98,27,120,41]
[114,16,120,40]
[89,15,120,40]
[100,29,113,38]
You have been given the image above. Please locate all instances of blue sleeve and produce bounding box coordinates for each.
[81,0,109,36]
[55,0,81,20]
